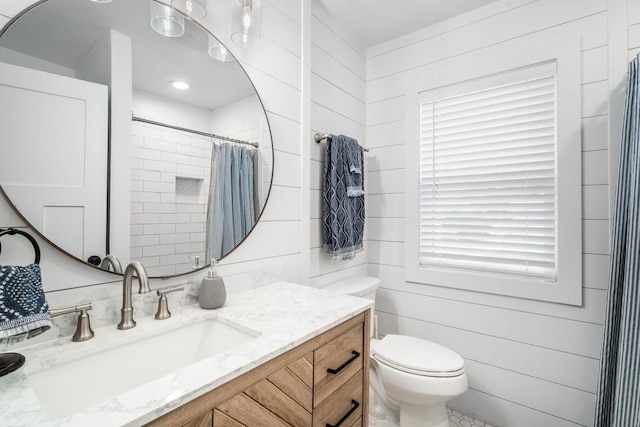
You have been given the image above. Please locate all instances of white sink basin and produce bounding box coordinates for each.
[25,318,259,419]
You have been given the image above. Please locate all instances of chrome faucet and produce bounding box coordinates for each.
[100,254,123,274]
[118,262,151,330]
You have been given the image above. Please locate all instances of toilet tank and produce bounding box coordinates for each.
[320,276,380,338]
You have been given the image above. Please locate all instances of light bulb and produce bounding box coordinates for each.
[241,7,253,31]
[231,0,260,48]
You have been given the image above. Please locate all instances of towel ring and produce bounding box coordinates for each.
[0,228,41,265]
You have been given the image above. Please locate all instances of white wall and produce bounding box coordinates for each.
[210,94,263,138]
[365,0,620,426]
[0,46,74,77]
[308,2,368,287]
[0,0,304,306]
[132,89,215,133]
[629,0,640,58]
[1,0,631,424]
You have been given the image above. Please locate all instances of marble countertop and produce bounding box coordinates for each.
[0,282,372,427]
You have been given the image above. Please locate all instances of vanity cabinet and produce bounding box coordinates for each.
[213,353,313,426]
[147,311,369,427]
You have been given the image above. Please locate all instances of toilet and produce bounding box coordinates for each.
[320,276,467,427]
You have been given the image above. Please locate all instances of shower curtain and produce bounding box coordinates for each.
[205,143,256,261]
[594,54,640,426]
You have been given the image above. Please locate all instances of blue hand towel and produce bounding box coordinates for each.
[0,263,52,343]
[344,137,364,197]
[322,135,365,261]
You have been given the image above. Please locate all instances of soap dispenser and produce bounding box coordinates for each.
[198,259,226,309]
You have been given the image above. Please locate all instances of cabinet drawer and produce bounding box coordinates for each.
[313,370,363,427]
[314,324,364,406]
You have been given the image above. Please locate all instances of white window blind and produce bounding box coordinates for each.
[418,67,557,280]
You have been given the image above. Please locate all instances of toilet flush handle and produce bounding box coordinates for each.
[327,350,360,374]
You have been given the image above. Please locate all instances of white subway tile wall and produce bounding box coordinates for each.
[129,99,267,277]
[129,123,209,276]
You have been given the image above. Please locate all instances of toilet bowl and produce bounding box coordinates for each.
[320,276,468,427]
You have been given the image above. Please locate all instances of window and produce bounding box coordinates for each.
[404,40,582,305]
[418,63,557,280]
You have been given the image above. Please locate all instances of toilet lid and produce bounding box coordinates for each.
[371,335,465,377]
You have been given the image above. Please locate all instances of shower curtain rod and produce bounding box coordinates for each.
[314,133,369,152]
[131,115,259,148]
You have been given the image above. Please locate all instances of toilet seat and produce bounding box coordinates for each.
[372,335,465,378]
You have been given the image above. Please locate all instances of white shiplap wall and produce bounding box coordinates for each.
[366,0,617,426]
[0,0,304,306]
[629,1,640,57]
[308,3,368,286]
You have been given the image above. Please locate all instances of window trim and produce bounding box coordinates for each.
[404,38,583,305]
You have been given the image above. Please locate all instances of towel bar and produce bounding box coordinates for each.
[314,133,370,152]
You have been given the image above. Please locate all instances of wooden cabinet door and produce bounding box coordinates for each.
[182,410,212,427]
[213,353,313,426]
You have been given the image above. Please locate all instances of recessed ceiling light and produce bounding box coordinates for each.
[170,80,190,90]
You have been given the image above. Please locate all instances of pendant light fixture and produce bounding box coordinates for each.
[231,0,261,48]
[208,36,234,62]
[171,0,207,20]
[150,1,185,38]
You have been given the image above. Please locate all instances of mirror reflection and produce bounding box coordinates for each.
[0,0,273,277]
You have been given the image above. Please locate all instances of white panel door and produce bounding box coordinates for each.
[0,61,108,261]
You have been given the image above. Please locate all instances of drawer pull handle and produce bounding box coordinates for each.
[326,399,360,427]
[327,350,360,375]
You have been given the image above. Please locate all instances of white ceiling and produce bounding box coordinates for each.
[0,0,502,109]
[0,0,255,111]
[317,0,499,48]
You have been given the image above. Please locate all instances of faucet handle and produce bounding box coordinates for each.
[155,286,185,320]
[50,303,95,342]
[189,255,201,271]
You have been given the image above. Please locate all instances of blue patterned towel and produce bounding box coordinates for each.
[0,263,51,342]
[322,135,365,261]
[344,137,364,197]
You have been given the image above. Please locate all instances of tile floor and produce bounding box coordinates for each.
[448,409,496,427]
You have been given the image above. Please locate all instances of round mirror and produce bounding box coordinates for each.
[0,0,273,278]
